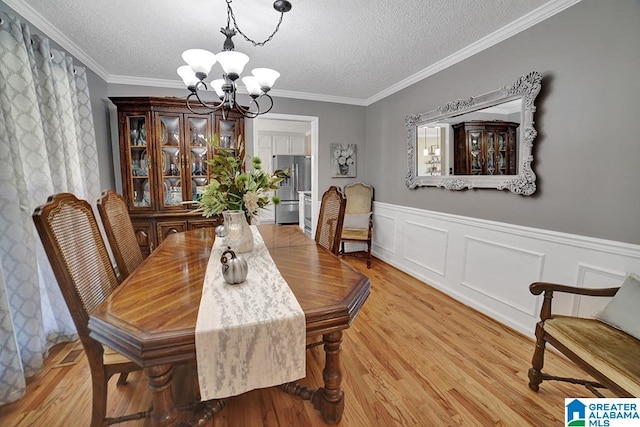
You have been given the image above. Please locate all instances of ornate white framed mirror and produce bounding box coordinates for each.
[405,71,542,195]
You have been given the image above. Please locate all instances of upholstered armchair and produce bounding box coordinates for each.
[339,182,374,268]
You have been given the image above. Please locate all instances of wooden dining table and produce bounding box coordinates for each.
[88,224,371,426]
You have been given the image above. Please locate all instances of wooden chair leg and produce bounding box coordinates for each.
[528,322,546,392]
[366,239,372,269]
[116,372,129,386]
[90,371,108,427]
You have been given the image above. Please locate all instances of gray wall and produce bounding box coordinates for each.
[365,0,640,244]
[86,72,114,191]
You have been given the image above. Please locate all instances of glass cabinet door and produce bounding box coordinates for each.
[187,116,212,203]
[495,130,508,175]
[216,116,240,155]
[127,115,152,209]
[469,131,482,175]
[157,114,183,208]
[508,128,517,175]
[486,131,496,175]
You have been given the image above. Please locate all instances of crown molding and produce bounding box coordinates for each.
[364,0,583,105]
[4,0,581,107]
[106,75,368,106]
[267,89,368,106]
[107,74,184,89]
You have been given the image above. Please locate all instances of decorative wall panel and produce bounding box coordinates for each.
[372,213,395,254]
[460,237,544,316]
[404,221,448,276]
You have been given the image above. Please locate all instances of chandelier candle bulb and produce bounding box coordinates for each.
[252,68,280,91]
[216,51,249,79]
[211,79,226,99]
[241,76,263,96]
[182,49,217,78]
[177,65,200,87]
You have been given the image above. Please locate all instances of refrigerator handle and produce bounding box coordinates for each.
[291,163,296,192]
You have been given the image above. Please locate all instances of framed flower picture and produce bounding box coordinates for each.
[331,143,356,177]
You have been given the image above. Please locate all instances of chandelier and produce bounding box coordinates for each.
[177,0,292,118]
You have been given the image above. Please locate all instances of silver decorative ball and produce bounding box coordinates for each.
[215,224,227,237]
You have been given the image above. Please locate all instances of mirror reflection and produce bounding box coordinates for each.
[416,125,445,176]
[405,71,541,195]
[416,99,522,177]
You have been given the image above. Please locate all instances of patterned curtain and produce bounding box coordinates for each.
[0,12,102,404]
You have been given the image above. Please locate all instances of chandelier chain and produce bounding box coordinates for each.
[226,0,285,47]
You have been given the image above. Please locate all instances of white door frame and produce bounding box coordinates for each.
[252,113,319,236]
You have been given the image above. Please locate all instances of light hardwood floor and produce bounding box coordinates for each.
[0,257,598,426]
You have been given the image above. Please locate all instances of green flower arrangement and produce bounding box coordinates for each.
[196,135,289,219]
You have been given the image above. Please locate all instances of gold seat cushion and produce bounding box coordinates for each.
[545,315,640,396]
[341,228,369,240]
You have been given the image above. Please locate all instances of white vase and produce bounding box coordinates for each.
[222,210,254,253]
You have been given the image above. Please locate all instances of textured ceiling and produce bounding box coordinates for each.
[4,0,577,105]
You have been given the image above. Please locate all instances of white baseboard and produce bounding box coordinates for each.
[370,202,640,337]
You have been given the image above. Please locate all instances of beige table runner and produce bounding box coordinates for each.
[195,226,306,400]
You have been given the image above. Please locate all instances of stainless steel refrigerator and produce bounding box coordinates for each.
[273,155,311,225]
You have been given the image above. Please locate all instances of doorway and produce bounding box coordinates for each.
[252,114,319,236]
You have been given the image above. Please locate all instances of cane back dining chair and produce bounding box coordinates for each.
[32,193,147,427]
[97,189,144,281]
[315,186,346,255]
[307,186,346,349]
[339,182,374,268]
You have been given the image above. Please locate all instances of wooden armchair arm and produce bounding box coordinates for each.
[530,282,619,297]
[529,282,620,322]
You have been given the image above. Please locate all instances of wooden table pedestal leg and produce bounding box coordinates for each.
[145,364,178,427]
[312,331,345,425]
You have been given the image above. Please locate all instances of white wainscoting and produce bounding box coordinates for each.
[370,202,640,337]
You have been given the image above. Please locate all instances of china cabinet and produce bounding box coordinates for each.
[110,97,244,256]
[452,121,519,175]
